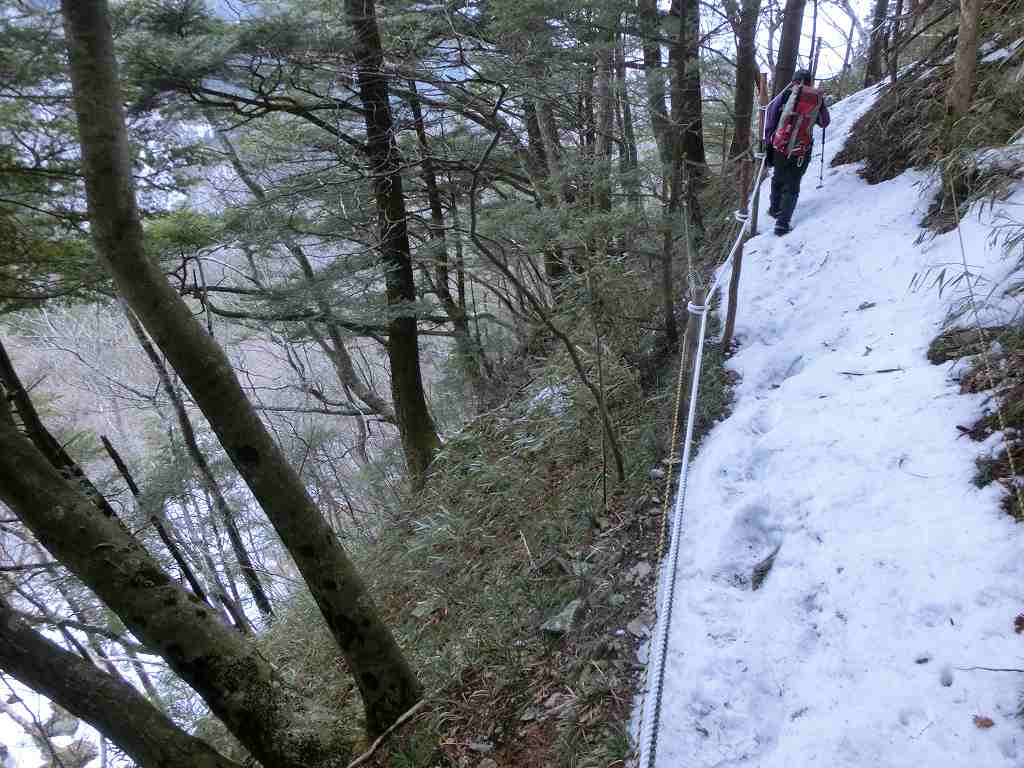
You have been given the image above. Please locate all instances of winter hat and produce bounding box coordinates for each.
[793,69,813,85]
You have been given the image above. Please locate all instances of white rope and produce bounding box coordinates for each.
[637,307,709,768]
[637,152,767,768]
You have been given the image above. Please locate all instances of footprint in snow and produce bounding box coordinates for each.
[748,402,783,435]
[715,503,784,590]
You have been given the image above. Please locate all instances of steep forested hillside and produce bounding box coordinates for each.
[0,0,1021,766]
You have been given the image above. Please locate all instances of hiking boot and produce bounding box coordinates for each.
[767,207,780,218]
[774,223,791,236]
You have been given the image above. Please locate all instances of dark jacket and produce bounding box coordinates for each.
[764,82,831,145]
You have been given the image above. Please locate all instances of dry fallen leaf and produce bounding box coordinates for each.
[1014,614,1024,635]
[973,716,995,729]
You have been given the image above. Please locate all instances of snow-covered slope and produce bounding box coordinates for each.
[652,86,1024,767]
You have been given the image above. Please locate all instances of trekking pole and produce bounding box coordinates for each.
[817,125,826,189]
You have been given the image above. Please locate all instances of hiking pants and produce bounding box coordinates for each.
[770,148,812,228]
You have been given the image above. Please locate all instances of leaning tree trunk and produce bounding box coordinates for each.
[864,0,889,86]
[0,421,343,767]
[946,0,981,117]
[343,0,440,487]
[773,0,808,94]
[123,306,274,624]
[60,0,421,737]
[0,596,242,768]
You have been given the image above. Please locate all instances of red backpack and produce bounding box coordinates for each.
[772,85,823,158]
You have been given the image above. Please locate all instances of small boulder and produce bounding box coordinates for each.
[541,599,582,634]
[627,611,655,637]
[629,560,653,584]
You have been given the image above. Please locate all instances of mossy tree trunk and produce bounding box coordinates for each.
[0,422,343,766]
[0,595,243,768]
[60,0,421,737]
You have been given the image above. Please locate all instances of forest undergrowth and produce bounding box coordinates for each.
[239,181,745,767]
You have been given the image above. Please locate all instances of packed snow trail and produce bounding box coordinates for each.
[651,85,1024,767]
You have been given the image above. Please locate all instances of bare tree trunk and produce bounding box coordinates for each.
[0,595,243,768]
[638,0,672,167]
[727,0,761,164]
[100,435,213,611]
[0,337,120,522]
[946,0,981,116]
[659,165,681,348]
[809,0,819,74]
[344,0,441,487]
[722,160,753,349]
[60,0,420,737]
[673,0,708,176]
[524,101,571,286]
[773,0,808,94]
[122,305,274,624]
[942,0,983,115]
[864,0,889,86]
[405,81,489,390]
[841,15,857,83]
[594,44,615,215]
[615,35,641,222]
[670,0,705,234]
[214,130,398,425]
[888,0,905,84]
[535,97,576,211]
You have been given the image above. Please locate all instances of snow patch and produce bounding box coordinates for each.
[646,82,1024,768]
[528,384,570,415]
[981,37,1024,63]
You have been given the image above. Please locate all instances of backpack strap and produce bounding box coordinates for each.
[778,85,801,129]
[785,114,805,155]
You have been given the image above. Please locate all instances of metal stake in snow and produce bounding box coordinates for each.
[817,125,827,189]
[636,154,766,768]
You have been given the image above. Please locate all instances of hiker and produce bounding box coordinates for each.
[764,70,831,236]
